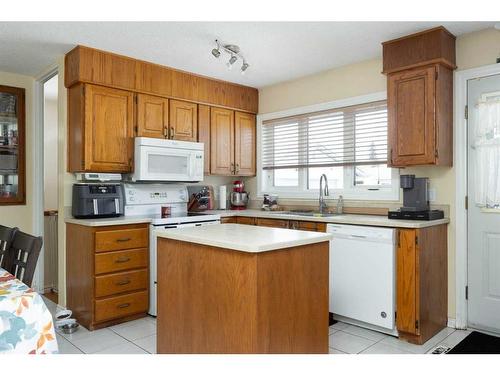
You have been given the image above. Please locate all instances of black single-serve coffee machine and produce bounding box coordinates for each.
[388,175,444,220]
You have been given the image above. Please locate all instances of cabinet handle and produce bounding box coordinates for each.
[117,303,130,309]
[115,257,131,264]
[170,126,175,139]
[116,237,131,242]
[231,162,235,175]
[235,163,240,174]
[163,127,168,138]
[116,279,131,286]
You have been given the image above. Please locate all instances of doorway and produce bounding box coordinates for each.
[42,73,59,303]
[467,73,500,335]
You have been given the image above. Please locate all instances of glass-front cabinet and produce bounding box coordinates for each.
[0,85,25,205]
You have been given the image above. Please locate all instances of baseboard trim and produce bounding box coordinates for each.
[447,318,456,329]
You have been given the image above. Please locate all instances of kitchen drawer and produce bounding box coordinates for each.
[95,227,148,253]
[236,216,256,225]
[95,269,148,298]
[94,290,148,322]
[290,221,327,232]
[256,218,289,228]
[220,217,237,224]
[95,248,148,275]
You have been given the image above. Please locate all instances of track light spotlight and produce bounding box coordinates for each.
[241,62,249,74]
[211,48,221,58]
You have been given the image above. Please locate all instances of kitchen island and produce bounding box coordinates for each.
[155,224,332,354]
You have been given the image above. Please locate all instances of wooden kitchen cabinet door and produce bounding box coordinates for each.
[234,111,256,176]
[388,65,436,166]
[198,104,211,174]
[210,107,235,175]
[136,93,168,138]
[169,99,198,141]
[396,229,418,335]
[84,84,134,172]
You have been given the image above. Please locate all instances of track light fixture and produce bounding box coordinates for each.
[211,39,250,73]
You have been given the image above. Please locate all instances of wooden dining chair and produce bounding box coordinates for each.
[0,224,18,270]
[8,230,43,287]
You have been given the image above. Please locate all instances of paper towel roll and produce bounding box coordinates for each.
[219,185,227,210]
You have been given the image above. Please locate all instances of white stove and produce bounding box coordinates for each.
[123,183,220,316]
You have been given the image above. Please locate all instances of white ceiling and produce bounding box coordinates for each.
[0,22,495,88]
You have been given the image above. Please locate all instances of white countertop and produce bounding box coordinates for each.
[65,209,449,228]
[206,210,450,229]
[156,223,332,253]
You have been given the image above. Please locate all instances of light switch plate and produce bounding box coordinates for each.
[429,188,436,202]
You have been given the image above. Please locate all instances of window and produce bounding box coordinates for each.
[260,98,399,200]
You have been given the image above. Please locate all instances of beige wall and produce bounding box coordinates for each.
[251,27,500,321]
[0,71,34,233]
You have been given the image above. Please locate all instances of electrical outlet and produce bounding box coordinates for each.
[429,188,436,202]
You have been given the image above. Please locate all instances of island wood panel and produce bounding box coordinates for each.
[396,229,418,335]
[388,65,436,166]
[198,104,211,174]
[157,238,329,353]
[169,99,198,141]
[234,111,256,176]
[158,240,258,353]
[65,45,258,113]
[382,26,456,74]
[256,243,329,353]
[210,107,234,175]
[136,93,169,139]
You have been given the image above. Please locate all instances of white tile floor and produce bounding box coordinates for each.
[44,297,471,354]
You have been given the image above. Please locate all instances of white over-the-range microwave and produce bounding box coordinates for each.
[130,137,204,182]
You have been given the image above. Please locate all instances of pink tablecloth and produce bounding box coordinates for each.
[0,267,58,354]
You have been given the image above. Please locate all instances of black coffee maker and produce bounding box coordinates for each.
[388,175,444,220]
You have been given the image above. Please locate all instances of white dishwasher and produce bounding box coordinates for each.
[327,224,397,335]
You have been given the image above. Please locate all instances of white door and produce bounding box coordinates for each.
[467,73,500,334]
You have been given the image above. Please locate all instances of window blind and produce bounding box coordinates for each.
[262,100,388,170]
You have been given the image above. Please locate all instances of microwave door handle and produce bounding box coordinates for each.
[114,198,120,214]
[93,199,99,215]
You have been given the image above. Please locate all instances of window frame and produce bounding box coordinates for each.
[257,92,400,201]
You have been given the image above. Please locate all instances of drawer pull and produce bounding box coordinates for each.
[115,257,131,263]
[117,303,131,309]
[116,237,131,242]
[116,279,131,286]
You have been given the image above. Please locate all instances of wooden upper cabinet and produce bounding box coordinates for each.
[383,27,455,167]
[68,84,134,172]
[65,45,258,113]
[234,112,256,176]
[210,107,234,175]
[198,105,211,174]
[169,100,197,141]
[136,94,169,139]
[388,66,436,166]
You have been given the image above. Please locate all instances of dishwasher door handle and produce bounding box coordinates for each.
[350,234,367,239]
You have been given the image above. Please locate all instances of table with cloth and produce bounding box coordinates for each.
[0,267,58,354]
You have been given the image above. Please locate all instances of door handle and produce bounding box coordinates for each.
[170,126,175,139]
[115,257,131,263]
[116,279,131,286]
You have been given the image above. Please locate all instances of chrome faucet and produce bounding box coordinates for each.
[319,174,329,214]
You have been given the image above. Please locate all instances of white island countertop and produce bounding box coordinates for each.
[156,223,332,253]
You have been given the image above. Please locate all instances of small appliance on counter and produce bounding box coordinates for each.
[72,183,124,219]
[388,175,444,220]
[187,185,215,211]
[262,194,280,211]
[230,180,249,210]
